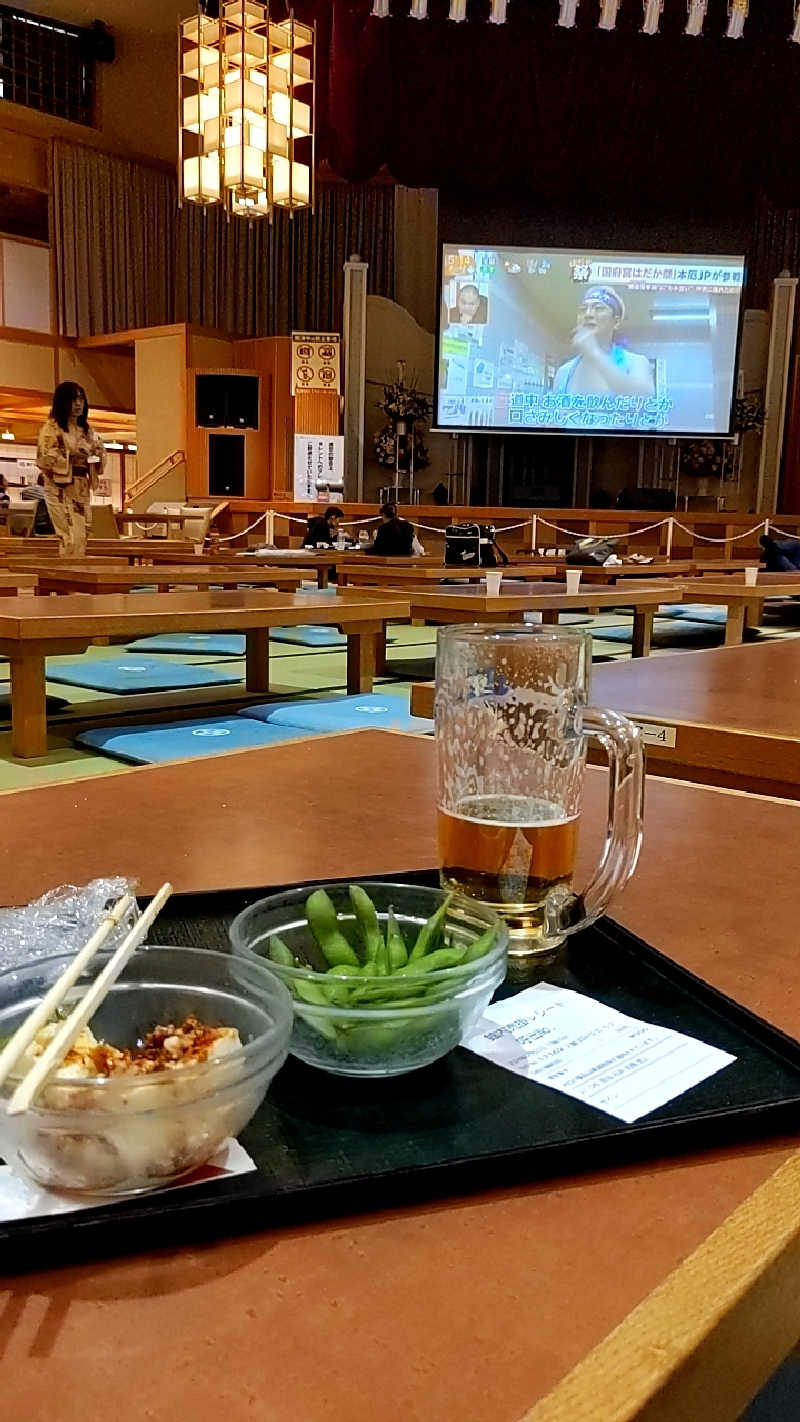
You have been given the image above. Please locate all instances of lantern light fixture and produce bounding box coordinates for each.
[557,0,578,25]
[725,0,747,38]
[685,0,707,35]
[597,0,619,30]
[642,0,662,34]
[178,1,314,218]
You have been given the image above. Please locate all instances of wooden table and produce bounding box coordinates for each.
[588,639,800,798]
[401,581,681,658]
[0,570,37,596]
[30,563,305,594]
[1,731,800,1422]
[87,538,194,562]
[678,574,800,643]
[0,588,409,757]
[146,548,362,588]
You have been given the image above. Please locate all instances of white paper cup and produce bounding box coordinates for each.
[565,569,582,595]
[484,571,503,597]
[744,566,759,587]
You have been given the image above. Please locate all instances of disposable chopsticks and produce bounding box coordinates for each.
[0,891,135,1094]
[4,882,173,1116]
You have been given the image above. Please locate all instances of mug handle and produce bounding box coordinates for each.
[544,706,644,942]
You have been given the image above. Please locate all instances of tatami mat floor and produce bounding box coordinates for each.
[0,613,798,792]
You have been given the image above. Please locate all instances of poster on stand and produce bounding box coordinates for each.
[294,435,345,501]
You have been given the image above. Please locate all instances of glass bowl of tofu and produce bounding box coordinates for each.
[0,946,292,1196]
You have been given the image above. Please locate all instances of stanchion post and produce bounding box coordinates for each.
[531,514,538,553]
[665,517,674,560]
[265,510,275,545]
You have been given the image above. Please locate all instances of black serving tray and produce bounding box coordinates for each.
[3,869,800,1274]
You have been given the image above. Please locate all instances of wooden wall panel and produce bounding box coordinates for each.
[295,390,340,436]
[234,337,293,498]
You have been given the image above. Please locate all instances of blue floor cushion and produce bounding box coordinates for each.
[240,691,434,734]
[127,633,246,657]
[599,619,726,646]
[659,604,729,626]
[270,625,347,647]
[47,657,242,693]
[75,716,313,765]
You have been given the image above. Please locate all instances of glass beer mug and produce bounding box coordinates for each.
[436,625,644,958]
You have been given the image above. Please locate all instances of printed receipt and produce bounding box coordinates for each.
[462,984,735,1123]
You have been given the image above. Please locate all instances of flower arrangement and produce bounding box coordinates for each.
[733,393,766,435]
[679,439,724,478]
[374,423,430,470]
[376,360,432,425]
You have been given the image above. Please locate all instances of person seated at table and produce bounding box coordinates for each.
[20,474,54,535]
[370,502,422,557]
[302,507,353,549]
[0,475,9,519]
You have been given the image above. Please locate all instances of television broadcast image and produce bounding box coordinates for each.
[436,245,745,437]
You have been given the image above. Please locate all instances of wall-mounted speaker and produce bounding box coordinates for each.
[196,374,259,430]
[209,433,245,497]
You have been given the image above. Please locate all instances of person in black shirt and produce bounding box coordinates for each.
[371,502,415,557]
[302,506,351,549]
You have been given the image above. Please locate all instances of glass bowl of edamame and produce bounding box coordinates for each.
[229,882,508,1077]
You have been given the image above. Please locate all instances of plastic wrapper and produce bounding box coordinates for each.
[0,879,139,972]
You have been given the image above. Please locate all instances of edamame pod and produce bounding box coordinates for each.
[408,896,453,961]
[349,884,384,964]
[305,888,360,967]
[386,907,409,970]
[396,945,469,975]
[267,935,297,967]
[462,925,498,963]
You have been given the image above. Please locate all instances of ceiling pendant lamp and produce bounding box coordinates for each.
[792,1,800,42]
[179,0,314,218]
[725,0,747,38]
[685,0,706,35]
[409,0,428,16]
[642,0,662,34]
[449,0,467,20]
[557,0,578,26]
[488,0,507,23]
[371,0,390,14]
[597,0,619,31]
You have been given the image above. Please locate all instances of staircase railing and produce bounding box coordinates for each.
[124,449,185,505]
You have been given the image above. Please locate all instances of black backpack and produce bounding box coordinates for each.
[444,523,509,568]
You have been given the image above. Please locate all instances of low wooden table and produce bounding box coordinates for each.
[148,548,365,588]
[0,588,409,757]
[401,581,680,658]
[87,538,194,562]
[678,573,800,643]
[30,563,305,594]
[0,570,37,595]
[1,731,800,1421]
[588,639,800,797]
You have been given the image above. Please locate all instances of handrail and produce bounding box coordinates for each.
[125,449,185,505]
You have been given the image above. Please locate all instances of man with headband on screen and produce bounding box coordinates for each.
[554,286,654,397]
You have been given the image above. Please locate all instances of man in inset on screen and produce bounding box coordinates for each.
[554,286,654,397]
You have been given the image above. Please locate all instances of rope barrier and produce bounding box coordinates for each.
[257,508,798,551]
[535,515,670,543]
[670,519,767,544]
[213,511,268,543]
